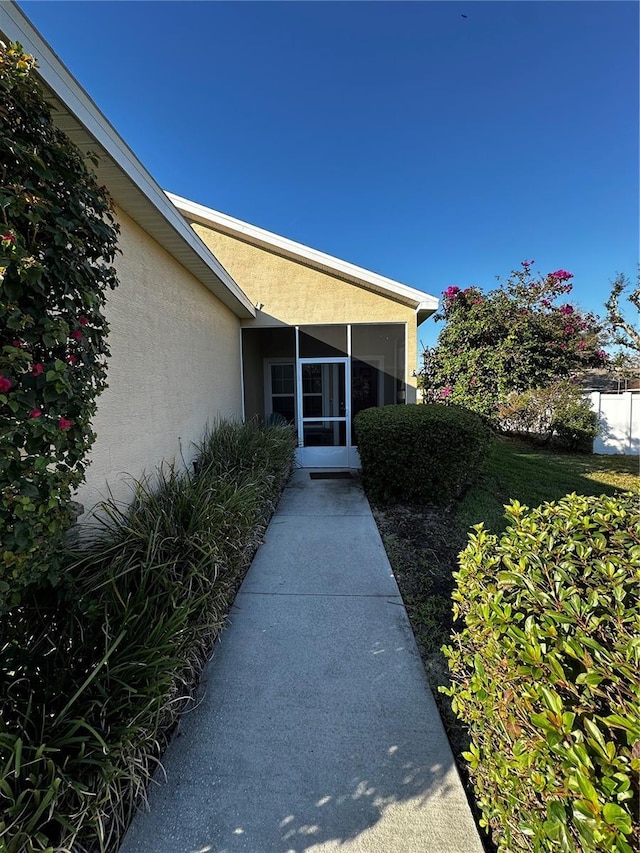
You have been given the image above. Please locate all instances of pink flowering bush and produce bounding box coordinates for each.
[0,42,119,606]
[421,262,605,420]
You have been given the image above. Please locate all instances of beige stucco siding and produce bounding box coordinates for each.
[191,224,418,389]
[76,208,242,515]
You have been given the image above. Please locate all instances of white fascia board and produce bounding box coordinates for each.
[168,193,439,314]
[1,2,255,319]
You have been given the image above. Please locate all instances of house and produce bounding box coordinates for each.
[168,194,437,467]
[1,2,437,514]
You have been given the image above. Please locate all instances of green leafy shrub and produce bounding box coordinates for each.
[354,403,492,505]
[498,380,599,452]
[443,491,640,853]
[0,420,295,852]
[0,42,120,607]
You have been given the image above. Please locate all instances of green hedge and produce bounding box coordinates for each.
[443,491,640,853]
[0,420,295,853]
[354,403,492,505]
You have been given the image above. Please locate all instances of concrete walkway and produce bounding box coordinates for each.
[120,469,484,853]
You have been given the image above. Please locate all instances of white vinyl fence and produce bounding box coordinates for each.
[587,391,640,455]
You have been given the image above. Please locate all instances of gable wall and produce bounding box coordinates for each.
[190,223,418,382]
[76,207,243,516]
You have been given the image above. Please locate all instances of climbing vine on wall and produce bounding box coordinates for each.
[0,41,120,606]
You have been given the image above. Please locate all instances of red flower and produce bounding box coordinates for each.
[0,376,12,393]
[12,339,21,348]
[66,354,78,365]
[29,409,42,418]
[79,316,88,326]
[443,286,461,299]
[31,363,44,376]
[71,330,82,341]
[58,417,73,431]
[1,232,15,245]
[560,304,574,316]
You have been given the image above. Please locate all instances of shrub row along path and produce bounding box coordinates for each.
[120,469,483,853]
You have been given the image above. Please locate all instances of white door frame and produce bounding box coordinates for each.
[296,356,351,468]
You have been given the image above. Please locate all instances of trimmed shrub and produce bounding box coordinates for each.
[354,403,492,505]
[443,491,640,853]
[498,380,599,452]
[0,420,295,853]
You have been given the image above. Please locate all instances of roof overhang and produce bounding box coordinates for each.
[167,193,439,324]
[0,3,255,319]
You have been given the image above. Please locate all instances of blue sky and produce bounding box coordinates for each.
[18,0,639,349]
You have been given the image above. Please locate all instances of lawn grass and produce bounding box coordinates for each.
[457,435,639,535]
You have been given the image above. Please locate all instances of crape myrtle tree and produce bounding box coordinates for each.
[420,261,606,420]
[0,42,120,608]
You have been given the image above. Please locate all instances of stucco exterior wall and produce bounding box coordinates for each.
[191,224,419,390]
[76,208,243,515]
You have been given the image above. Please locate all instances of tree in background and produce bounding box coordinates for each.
[604,270,639,355]
[420,262,605,420]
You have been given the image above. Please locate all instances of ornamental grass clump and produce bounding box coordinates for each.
[354,403,492,505]
[0,420,295,853]
[443,491,640,853]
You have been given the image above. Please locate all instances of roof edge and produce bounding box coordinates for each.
[167,192,439,313]
[0,2,255,319]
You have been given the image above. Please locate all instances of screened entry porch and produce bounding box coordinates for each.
[241,324,407,467]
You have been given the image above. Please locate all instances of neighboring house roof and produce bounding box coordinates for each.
[581,369,640,392]
[168,193,439,324]
[0,2,256,319]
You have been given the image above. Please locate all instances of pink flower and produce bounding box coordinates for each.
[29,409,42,418]
[564,326,575,335]
[440,386,453,398]
[0,376,12,393]
[58,417,73,431]
[521,259,535,267]
[31,363,44,376]
[66,354,78,365]
[598,350,606,360]
[443,286,461,299]
[560,304,574,315]
[71,330,82,341]
[78,316,88,326]
[549,269,574,282]
[1,232,15,245]
[578,341,586,350]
